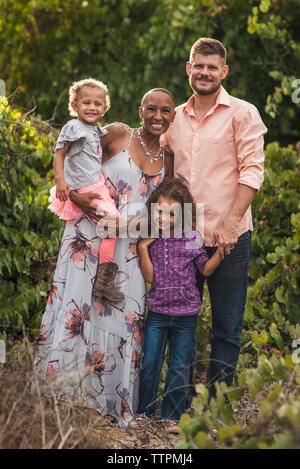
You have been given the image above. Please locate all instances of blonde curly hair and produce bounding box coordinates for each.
[68,78,110,116]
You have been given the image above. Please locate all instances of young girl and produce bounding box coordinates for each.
[134,178,224,432]
[48,78,124,304]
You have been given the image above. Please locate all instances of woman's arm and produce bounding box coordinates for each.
[69,191,103,221]
[69,191,130,237]
[101,123,131,162]
[202,246,224,277]
[54,142,72,201]
[137,238,155,283]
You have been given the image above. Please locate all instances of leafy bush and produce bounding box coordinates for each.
[0,0,299,143]
[0,97,63,341]
[178,355,300,449]
[0,97,299,447]
[180,140,300,448]
[243,142,300,358]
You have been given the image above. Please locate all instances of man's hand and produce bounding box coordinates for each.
[214,216,240,255]
[214,183,257,254]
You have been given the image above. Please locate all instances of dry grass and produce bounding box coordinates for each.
[0,363,181,449]
[0,337,261,449]
[0,337,180,449]
[0,365,106,449]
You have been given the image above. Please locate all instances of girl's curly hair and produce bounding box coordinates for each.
[145,177,197,233]
[68,78,110,116]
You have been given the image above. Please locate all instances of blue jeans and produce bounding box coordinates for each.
[137,310,198,422]
[195,230,252,399]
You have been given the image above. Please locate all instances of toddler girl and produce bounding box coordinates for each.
[48,78,124,304]
[134,178,224,432]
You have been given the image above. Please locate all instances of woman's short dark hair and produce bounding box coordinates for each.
[141,88,175,107]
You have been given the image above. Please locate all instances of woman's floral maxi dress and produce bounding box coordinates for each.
[34,133,164,427]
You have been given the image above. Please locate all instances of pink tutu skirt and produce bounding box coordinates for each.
[48,174,119,221]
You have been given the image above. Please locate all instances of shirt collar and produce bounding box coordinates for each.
[97,124,108,137]
[183,86,231,117]
[75,119,108,137]
[157,229,200,240]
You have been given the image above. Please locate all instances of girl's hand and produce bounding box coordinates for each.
[216,245,225,260]
[56,177,70,202]
[138,237,156,250]
[137,237,155,283]
[201,245,224,277]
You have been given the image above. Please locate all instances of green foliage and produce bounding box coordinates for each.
[0,0,298,143]
[178,357,300,449]
[0,0,299,448]
[182,140,300,448]
[1,101,298,446]
[0,97,63,337]
[247,0,300,140]
[242,142,300,359]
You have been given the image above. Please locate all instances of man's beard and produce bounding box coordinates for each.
[190,77,221,96]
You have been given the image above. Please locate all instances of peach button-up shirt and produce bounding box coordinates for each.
[161,86,267,246]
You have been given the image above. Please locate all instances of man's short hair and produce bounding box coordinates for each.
[189,38,227,64]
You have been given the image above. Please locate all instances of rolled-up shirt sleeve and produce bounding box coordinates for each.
[160,131,171,153]
[234,106,267,191]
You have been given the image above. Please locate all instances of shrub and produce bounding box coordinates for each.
[0,97,64,341]
[0,98,299,448]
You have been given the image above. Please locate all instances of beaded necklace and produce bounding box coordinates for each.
[136,128,163,164]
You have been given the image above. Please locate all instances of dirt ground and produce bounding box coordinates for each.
[0,364,182,449]
[0,365,261,450]
[88,413,181,450]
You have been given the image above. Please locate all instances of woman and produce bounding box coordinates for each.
[34,88,175,427]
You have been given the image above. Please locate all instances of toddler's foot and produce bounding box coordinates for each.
[92,262,125,303]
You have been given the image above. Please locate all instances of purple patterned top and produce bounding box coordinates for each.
[147,231,209,316]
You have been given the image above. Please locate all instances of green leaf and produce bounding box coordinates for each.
[275,287,285,304]
[259,0,270,13]
[195,383,209,405]
[269,70,283,80]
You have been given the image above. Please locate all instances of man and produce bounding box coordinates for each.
[161,38,267,399]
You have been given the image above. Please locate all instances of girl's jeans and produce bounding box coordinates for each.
[137,310,198,422]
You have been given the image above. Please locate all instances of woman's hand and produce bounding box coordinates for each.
[69,191,103,222]
[56,177,70,202]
